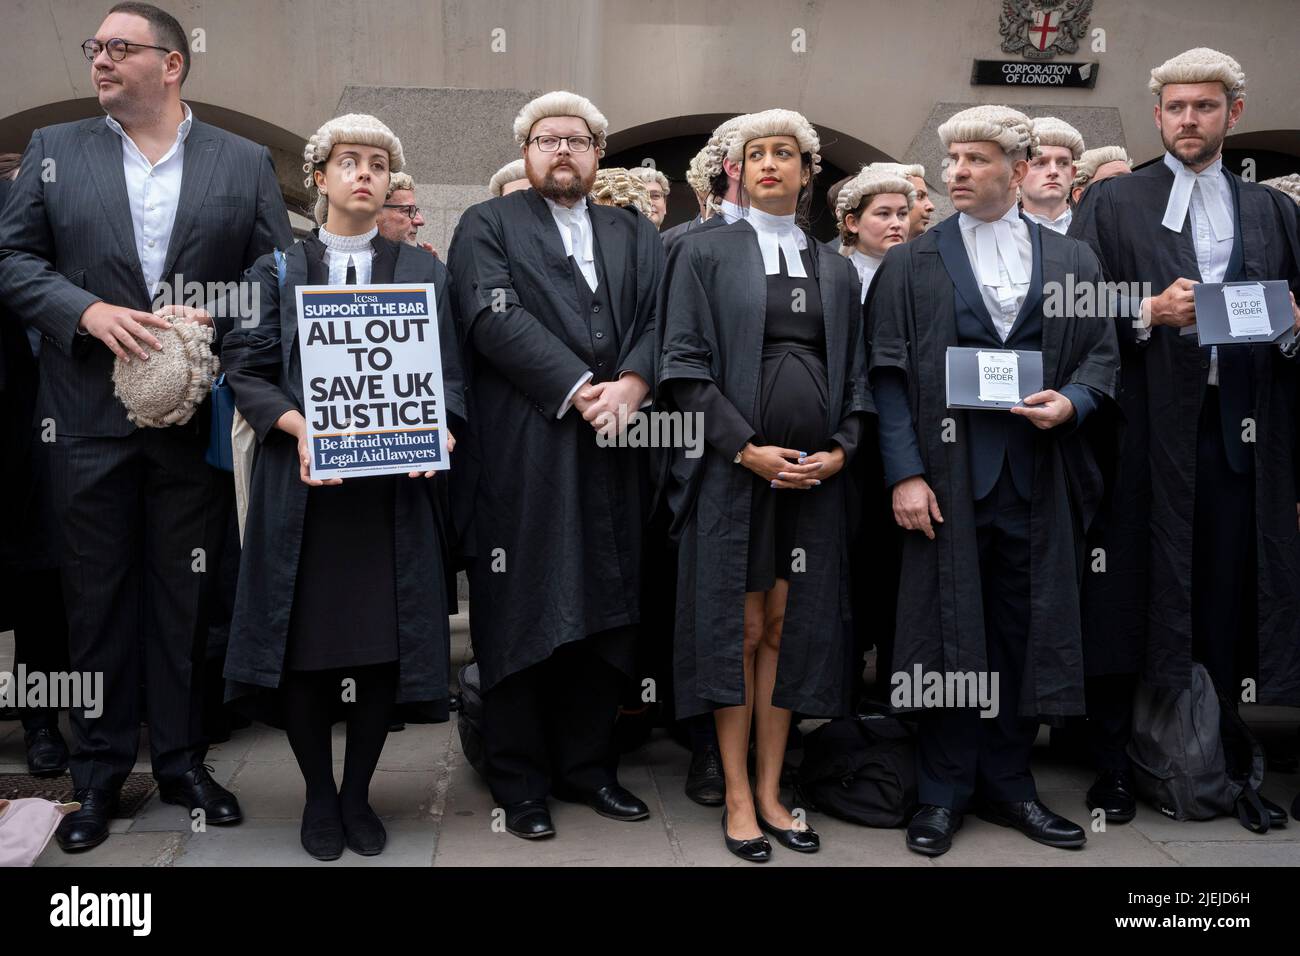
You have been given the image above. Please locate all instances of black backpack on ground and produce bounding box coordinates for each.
[794,712,918,828]
[1126,662,1270,832]
[457,662,485,777]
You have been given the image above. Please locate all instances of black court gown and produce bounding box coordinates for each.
[284,237,399,671]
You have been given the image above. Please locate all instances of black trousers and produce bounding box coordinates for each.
[1191,388,1255,703]
[48,429,211,790]
[7,567,69,733]
[482,637,624,805]
[916,465,1039,811]
[1084,672,1137,772]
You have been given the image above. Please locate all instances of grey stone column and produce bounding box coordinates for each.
[333,85,540,254]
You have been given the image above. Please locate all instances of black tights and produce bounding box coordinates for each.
[281,662,398,823]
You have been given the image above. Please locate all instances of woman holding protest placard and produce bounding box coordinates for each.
[221,114,465,862]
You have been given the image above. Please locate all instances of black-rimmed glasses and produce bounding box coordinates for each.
[528,135,594,153]
[383,203,421,220]
[82,38,174,62]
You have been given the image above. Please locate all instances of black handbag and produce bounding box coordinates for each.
[795,712,918,828]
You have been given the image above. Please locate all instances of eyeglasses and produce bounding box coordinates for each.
[528,135,594,153]
[82,37,174,62]
[383,203,421,220]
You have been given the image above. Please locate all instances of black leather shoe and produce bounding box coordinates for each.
[1086,770,1137,824]
[504,799,555,839]
[757,811,819,852]
[24,727,69,778]
[341,803,387,856]
[300,802,344,861]
[1259,794,1289,829]
[55,788,118,852]
[722,809,771,862]
[906,804,962,857]
[685,744,725,806]
[555,783,650,821]
[157,764,242,824]
[978,800,1086,848]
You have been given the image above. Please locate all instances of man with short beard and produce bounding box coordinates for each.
[1021,117,1084,233]
[1071,48,1300,828]
[445,91,664,840]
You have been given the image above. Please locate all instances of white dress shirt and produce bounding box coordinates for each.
[848,249,883,303]
[318,225,376,285]
[957,204,1032,341]
[546,195,629,419]
[105,102,192,297]
[1138,153,1237,384]
[1022,205,1072,234]
[717,199,744,225]
[545,195,597,292]
[745,206,809,278]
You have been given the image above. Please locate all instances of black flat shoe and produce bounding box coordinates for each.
[978,799,1086,849]
[55,788,118,852]
[1086,770,1136,824]
[301,804,344,861]
[756,811,819,852]
[722,810,771,863]
[341,803,387,856]
[24,727,69,778]
[504,799,555,839]
[905,804,961,857]
[158,764,242,825]
[684,744,725,807]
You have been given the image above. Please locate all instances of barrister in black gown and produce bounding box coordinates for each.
[659,110,871,861]
[222,117,462,861]
[444,92,664,840]
[1069,49,1300,826]
[868,106,1118,857]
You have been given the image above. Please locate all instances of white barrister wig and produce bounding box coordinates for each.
[513,90,609,149]
[488,159,527,197]
[726,109,822,174]
[869,161,926,181]
[385,171,415,198]
[1149,47,1247,100]
[1031,116,1085,160]
[629,165,671,196]
[702,115,747,178]
[836,168,917,227]
[1072,146,1132,190]
[591,167,655,220]
[303,114,405,224]
[112,317,219,428]
[685,145,713,195]
[938,105,1038,157]
[1261,173,1300,205]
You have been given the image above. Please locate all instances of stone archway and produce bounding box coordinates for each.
[603,113,898,242]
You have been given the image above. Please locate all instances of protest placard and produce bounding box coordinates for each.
[295,283,448,480]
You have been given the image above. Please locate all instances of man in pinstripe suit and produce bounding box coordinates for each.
[0,2,292,850]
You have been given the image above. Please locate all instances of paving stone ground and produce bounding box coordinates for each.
[4,616,1298,867]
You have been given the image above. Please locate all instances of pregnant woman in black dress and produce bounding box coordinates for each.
[223,115,463,861]
[658,109,872,861]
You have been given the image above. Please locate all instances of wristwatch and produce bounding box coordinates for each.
[734,448,744,464]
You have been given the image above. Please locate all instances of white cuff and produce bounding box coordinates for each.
[557,370,594,419]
